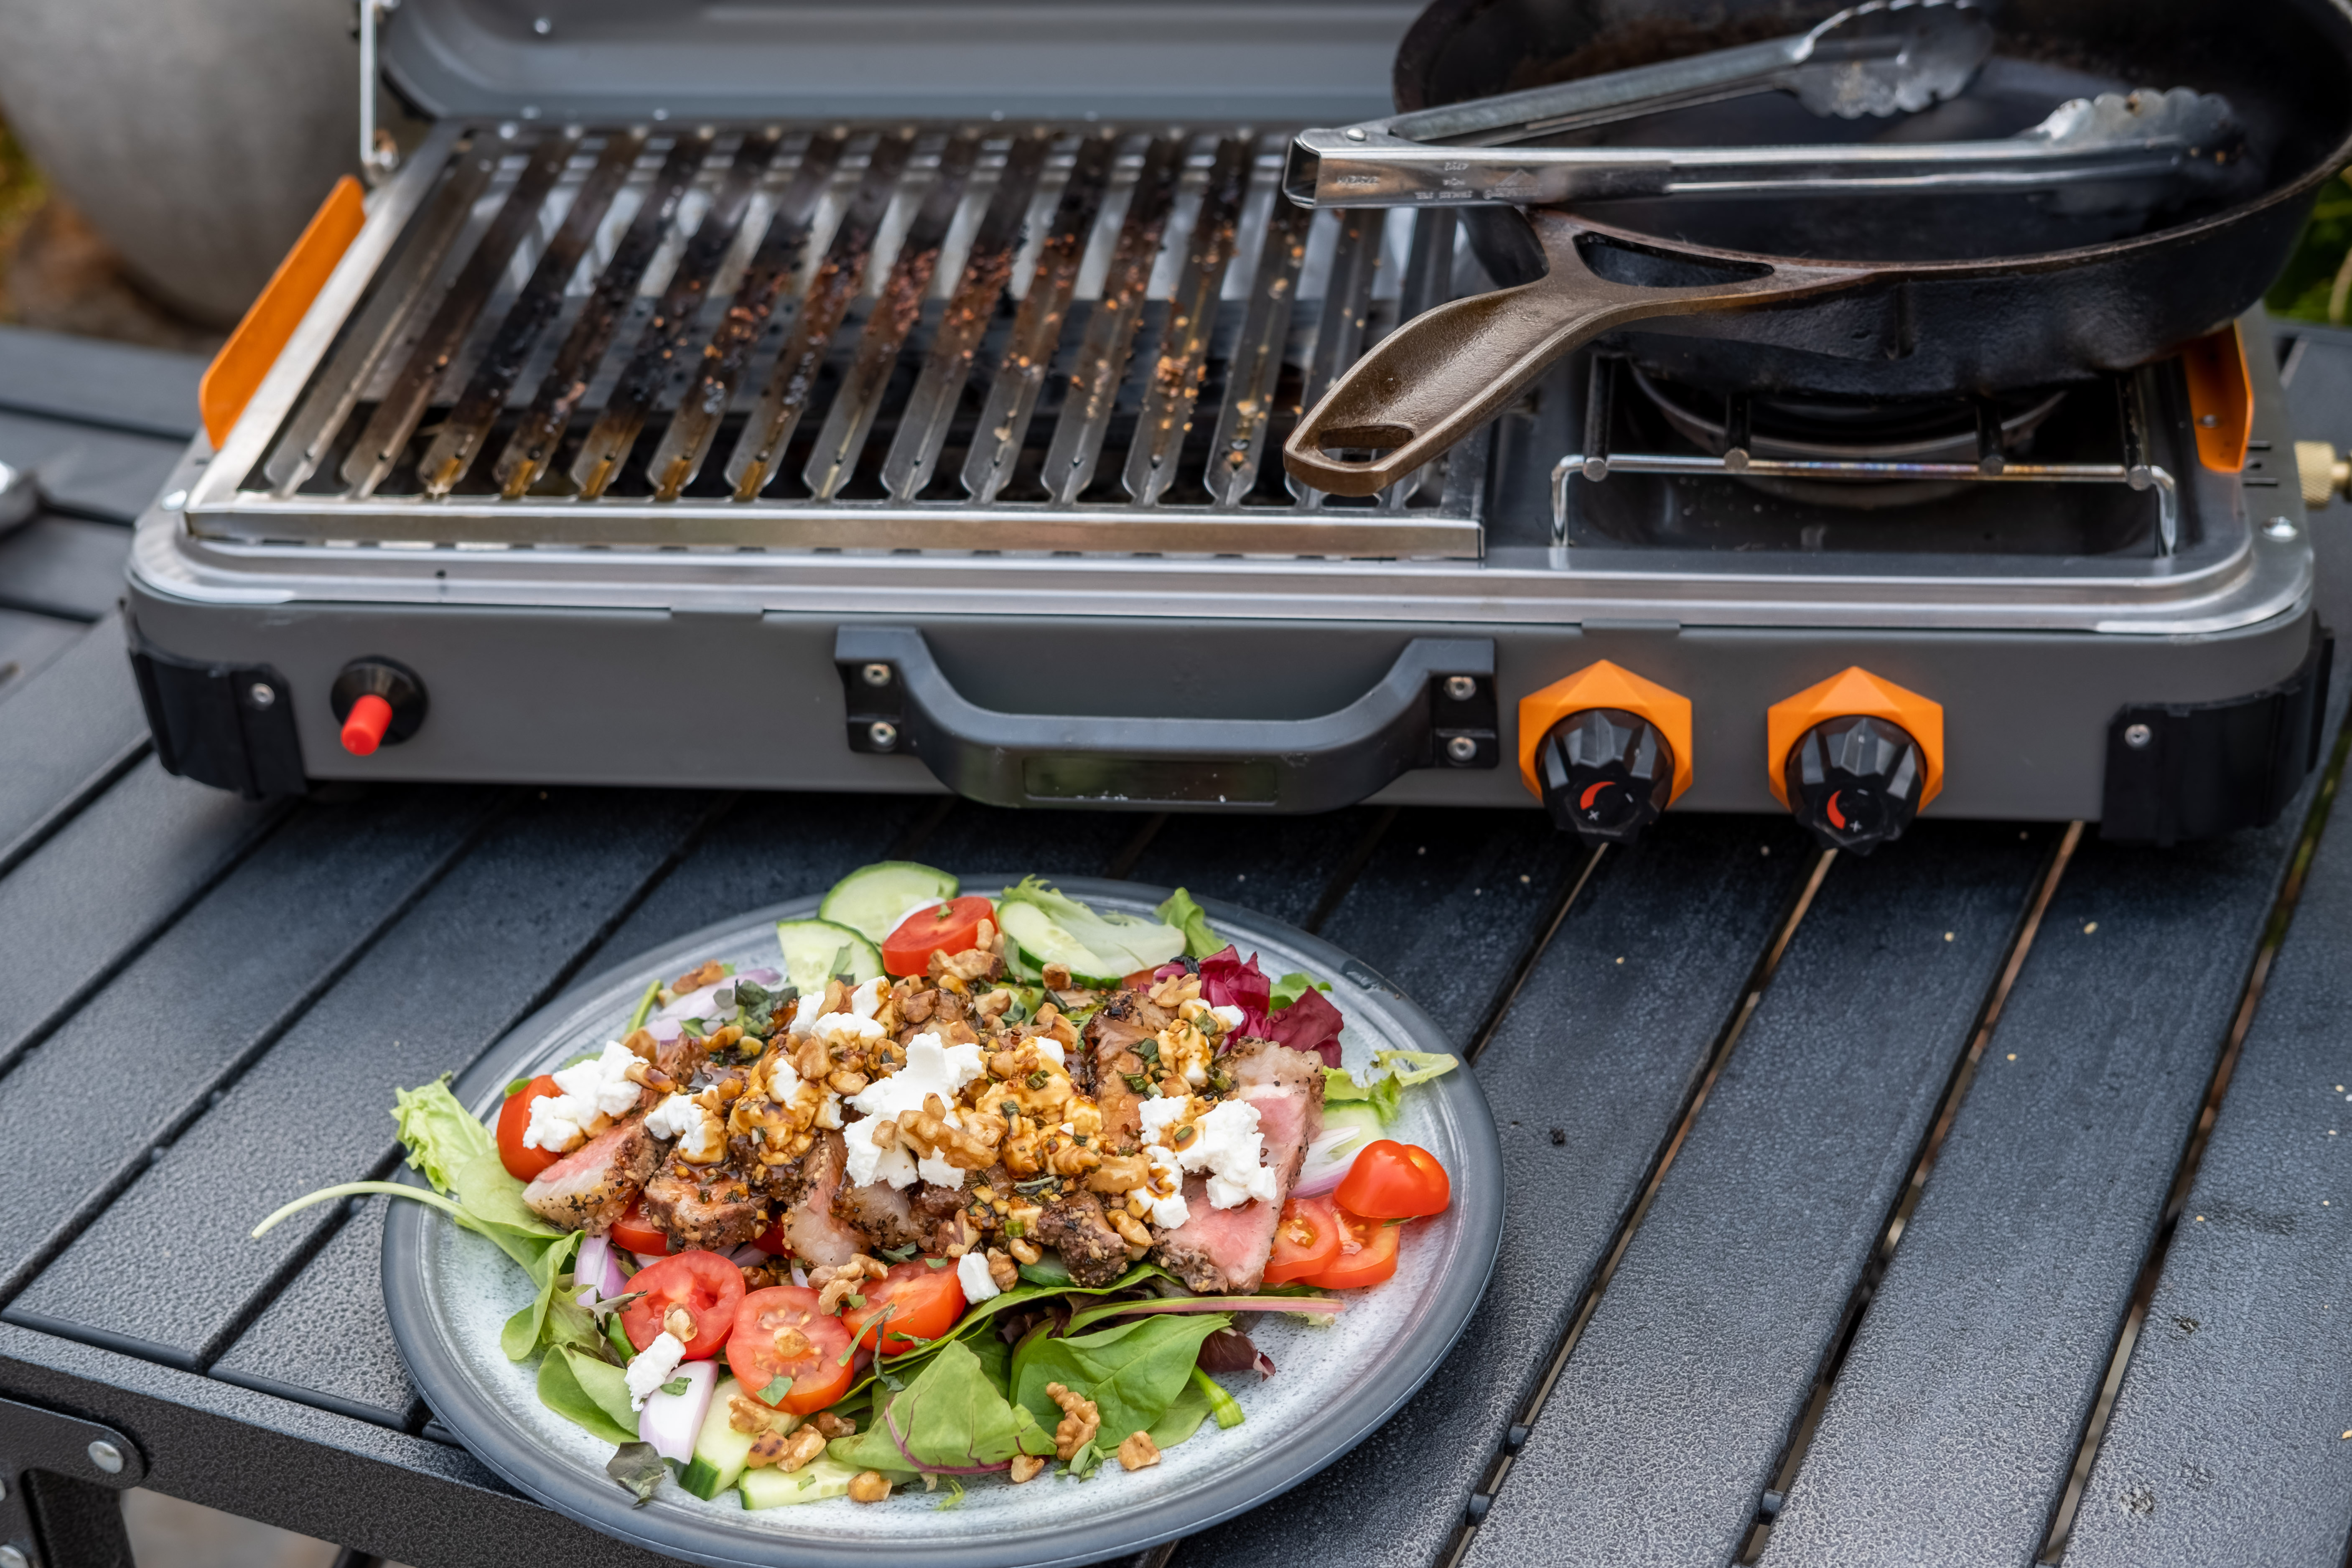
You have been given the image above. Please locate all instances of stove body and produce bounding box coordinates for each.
[126,0,2329,840]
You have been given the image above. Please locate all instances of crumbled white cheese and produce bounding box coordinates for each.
[765,1056,802,1100]
[642,1093,700,1142]
[957,1249,1002,1304]
[810,1010,886,1049]
[1187,1100,1278,1210]
[917,1153,965,1188]
[1208,1004,1246,1033]
[850,976,888,1019]
[1140,1143,1190,1229]
[1034,1040,1066,1069]
[522,1040,647,1153]
[626,1331,687,1410]
[813,1095,843,1130]
[843,1033,986,1189]
[1136,1093,1199,1147]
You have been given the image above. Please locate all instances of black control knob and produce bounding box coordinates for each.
[1784,715,1924,855]
[1536,707,1675,846]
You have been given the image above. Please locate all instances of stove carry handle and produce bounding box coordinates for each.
[1283,210,1878,497]
[836,628,1495,813]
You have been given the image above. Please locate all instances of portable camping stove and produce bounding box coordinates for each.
[123,2,2334,850]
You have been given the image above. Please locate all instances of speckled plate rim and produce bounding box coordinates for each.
[384,876,1504,1568]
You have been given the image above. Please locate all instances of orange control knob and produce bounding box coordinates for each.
[1767,668,1943,855]
[1518,662,1694,846]
[341,694,395,756]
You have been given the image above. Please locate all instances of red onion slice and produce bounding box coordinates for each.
[637,1358,715,1463]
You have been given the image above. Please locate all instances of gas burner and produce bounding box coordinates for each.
[1624,368,2071,508]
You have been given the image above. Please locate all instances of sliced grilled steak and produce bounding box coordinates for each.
[1038,1189,1134,1286]
[771,1130,869,1268]
[1150,1038,1326,1293]
[523,1117,656,1232]
[640,1163,765,1252]
[1083,990,1172,1150]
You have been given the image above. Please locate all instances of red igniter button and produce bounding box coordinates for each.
[341,693,395,756]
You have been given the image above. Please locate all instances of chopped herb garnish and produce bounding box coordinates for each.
[878,1242,920,1263]
[1173,1125,1197,1146]
[1004,1218,1026,1239]
[1138,1039,1161,1066]
[756,1378,791,1407]
[1122,1072,1153,1095]
[926,1256,949,1269]
[844,1292,867,1310]
[1024,1069,1051,1090]
[659,1376,691,1397]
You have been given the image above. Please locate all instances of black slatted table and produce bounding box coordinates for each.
[6,322,2352,1568]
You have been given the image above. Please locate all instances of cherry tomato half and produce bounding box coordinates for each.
[881,896,997,977]
[609,1197,671,1259]
[843,1259,967,1354]
[1262,1196,1343,1285]
[731,1285,856,1413]
[1300,1207,1401,1291]
[619,1250,743,1360]
[494,1075,563,1181]
[1334,1140,1451,1219]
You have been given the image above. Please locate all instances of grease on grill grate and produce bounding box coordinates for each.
[252,123,1477,528]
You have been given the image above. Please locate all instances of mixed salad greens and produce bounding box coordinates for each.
[256,870,1459,1514]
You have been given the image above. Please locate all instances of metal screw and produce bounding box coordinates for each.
[2124,723,2153,749]
[161,489,188,511]
[868,720,899,752]
[1344,126,1369,141]
[247,682,276,709]
[1445,736,1479,764]
[2198,413,2219,428]
[2265,515,2300,541]
[86,1440,124,1475]
[1,1542,30,1568]
[532,14,552,32]
[1443,675,1477,702]
[860,662,893,688]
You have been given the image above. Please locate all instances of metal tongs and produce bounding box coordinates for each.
[1286,0,2248,214]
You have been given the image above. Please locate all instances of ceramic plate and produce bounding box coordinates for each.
[384,877,1502,1568]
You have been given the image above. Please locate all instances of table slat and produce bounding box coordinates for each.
[0,758,278,1074]
[1184,816,1815,1568]
[1465,822,2050,1568]
[1759,741,2340,1568]
[1129,808,1388,930]
[0,786,499,1306]
[3,789,713,1364]
[0,613,150,874]
[0,325,203,440]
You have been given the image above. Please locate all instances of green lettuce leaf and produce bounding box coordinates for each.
[539,1344,639,1446]
[1000,878,1186,977]
[1146,1375,1214,1451]
[1155,888,1225,961]
[1011,1313,1232,1455]
[1322,1048,1459,1125]
[1268,970,1333,1012]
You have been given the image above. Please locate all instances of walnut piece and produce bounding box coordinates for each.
[1041,962,1073,990]
[663,1305,697,1343]
[813,1411,857,1438]
[745,1429,788,1469]
[673,960,728,993]
[1116,1431,1163,1471]
[1109,1209,1153,1250]
[986,1248,1019,1292]
[1045,1382,1101,1461]
[776,1425,828,1474]
[1008,1236,1041,1265]
[728,1394,789,1435]
[1008,1453,1046,1484]
[848,1469,892,1504]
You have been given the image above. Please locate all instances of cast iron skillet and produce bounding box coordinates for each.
[1283,0,2352,495]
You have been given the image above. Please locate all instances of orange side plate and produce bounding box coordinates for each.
[198,176,367,450]
[2181,322,2252,475]
[1766,667,1945,810]
[1517,661,1695,806]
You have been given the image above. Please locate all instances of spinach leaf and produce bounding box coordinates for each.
[537,1345,638,1446]
[1147,1375,1214,1451]
[1012,1313,1232,1453]
[499,1227,584,1360]
[606,1441,669,1507]
[828,1342,1053,1479]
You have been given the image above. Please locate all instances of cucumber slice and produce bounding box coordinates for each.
[819,862,959,944]
[994,900,1128,988]
[775,919,885,996]
[678,1375,785,1501]
[739,1456,863,1509]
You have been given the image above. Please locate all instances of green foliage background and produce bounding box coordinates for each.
[2267,170,2352,325]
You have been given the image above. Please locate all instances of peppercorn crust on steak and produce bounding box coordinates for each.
[520,932,1326,1293]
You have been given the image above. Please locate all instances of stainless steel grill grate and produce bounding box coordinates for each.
[194,121,1486,557]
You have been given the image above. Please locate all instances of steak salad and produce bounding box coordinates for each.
[259,868,1456,1513]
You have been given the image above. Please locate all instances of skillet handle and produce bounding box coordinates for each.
[1283,212,1878,497]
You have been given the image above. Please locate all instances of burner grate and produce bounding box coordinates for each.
[191,122,1484,558]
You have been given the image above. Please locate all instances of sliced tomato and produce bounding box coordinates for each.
[731,1285,856,1413]
[609,1197,671,1258]
[619,1250,743,1360]
[753,1218,791,1256]
[1334,1139,1451,1219]
[494,1074,563,1181]
[1300,1207,1402,1290]
[881,896,997,977]
[1121,968,1159,989]
[1262,1196,1343,1285]
[842,1259,967,1354]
